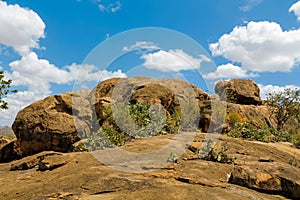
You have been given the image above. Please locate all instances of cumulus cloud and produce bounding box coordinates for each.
[203,63,259,80]
[8,52,70,93]
[2,53,126,125]
[0,1,127,125]
[258,84,300,99]
[7,52,127,93]
[141,49,211,72]
[66,63,127,84]
[289,1,300,21]
[210,21,300,72]
[0,1,45,55]
[1,64,126,126]
[122,41,160,52]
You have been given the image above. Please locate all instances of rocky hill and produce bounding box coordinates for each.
[0,77,299,199]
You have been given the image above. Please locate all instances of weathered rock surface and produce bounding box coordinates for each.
[230,162,300,198]
[10,151,63,171]
[0,133,299,200]
[12,91,92,158]
[226,102,276,129]
[215,79,262,105]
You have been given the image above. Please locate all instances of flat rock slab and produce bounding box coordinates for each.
[10,151,68,171]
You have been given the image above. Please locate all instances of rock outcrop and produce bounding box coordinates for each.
[12,91,91,158]
[230,162,300,198]
[215,79,262,105]
[0,133,299,200]
[90,77,210,131]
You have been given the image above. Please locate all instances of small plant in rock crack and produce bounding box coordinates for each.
[167,152,178,163]
[197,139,235,164]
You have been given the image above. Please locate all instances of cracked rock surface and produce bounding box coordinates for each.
[0,133,299,200]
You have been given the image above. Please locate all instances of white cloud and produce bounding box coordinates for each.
[289,1,300,21]
[66,63,127,84]
[0,1,127,126]
[2,53,126,126]
[98,1,122,13]
[7,52,127,90]
[141,49,210,72]
[0,1,45,55]
[203,63,259,80]
[210,21,300,72]
[0,91,48,126]
[8,52,70,93]
[240,0,263,12]
[258,84,300,99]
[122,41,160,52]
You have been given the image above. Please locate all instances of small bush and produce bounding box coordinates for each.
[226,112,246,127]
[226,122,292,143]
[85,126,126,151]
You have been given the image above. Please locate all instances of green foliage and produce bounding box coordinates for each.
[226,122,292,143]
[98,103,182,139]
[87,103,184,151]
[266,88,300,131]
[0,71,17,109]
[198,139,235,164]
[292,133,300,149]
[127,103,167,138]
[85,126,126,151]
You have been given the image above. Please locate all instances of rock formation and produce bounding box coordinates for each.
[4,77,282,160]
[215,79,262,105]
[11,91,91,158]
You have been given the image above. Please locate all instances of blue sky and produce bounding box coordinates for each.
[1,0,300,125]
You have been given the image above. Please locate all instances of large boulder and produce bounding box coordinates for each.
[12,91,92,157]
[215,79,262,105]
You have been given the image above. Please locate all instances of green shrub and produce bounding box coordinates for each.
[128,103,167,138]
[85,126,126,151]
[226,122,292,143]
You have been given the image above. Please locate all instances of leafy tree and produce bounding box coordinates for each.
[0,71,17,109]
[266,88,300,131]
